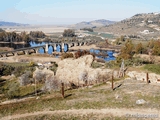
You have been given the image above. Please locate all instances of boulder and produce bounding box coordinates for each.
[136,99,146,105]
[127,71,160,83]
[56,55,114,85]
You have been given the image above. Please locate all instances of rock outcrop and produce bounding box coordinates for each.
[127,71,160,84]
[56,55,117,85]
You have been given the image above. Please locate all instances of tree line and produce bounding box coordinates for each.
[0,31,46,43]
[62,29,76,37]
[117,39,160,61]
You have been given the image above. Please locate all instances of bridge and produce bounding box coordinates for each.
[0,41,95,57]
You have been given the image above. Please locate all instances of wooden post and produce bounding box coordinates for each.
[35,79,37,96]
[146,73,149,84]
[61,83,64,98]
[112,75,114,90]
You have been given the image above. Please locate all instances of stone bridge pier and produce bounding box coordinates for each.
[0,41,90,58]
[45,43,49,53]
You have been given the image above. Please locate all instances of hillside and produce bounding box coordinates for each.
[0,21,28,26]
[94,12,160,39]
[70,19,115,29]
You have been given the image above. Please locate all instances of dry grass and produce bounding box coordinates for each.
[0,77,160,119]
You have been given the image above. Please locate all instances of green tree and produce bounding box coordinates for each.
[147,39,155,48]
[152,40,160,55]
[135,43,143,54]
[119,40,135,60]
[63,29,75,37]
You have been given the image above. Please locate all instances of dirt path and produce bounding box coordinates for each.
[1,108,160,120]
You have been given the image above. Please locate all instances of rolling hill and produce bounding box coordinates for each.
[70,19,116,29]
[0,21,28,26]
[94,12,160,39]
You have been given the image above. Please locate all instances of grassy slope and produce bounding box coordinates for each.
[0,78,160,119]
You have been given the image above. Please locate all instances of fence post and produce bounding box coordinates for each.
[146,73,149,84]
[112,75,114,90]
[61,82,64,98]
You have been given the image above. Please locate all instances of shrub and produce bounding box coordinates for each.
[28,61,37,67]
[34,70,46,83]
[49,62,58,74]
[74,50,91,59]
[80,28,93,32]
[0,64,14,76]
[5,81,20,99]
[79,70,88,83]
[29,31,45,38]
[61,53,74,60]
[12,66,26,77]
[91,62,103,68]
[105,61,117,68]
[19,71,33,86]
[42,75,60,92]
[62,29,75,37]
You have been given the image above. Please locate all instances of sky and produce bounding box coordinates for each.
[0,0,159,25]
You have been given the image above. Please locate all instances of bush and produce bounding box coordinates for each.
[42,75,60,92]
[29,31,45,38]
[49,62,58,74]
[19,71,33,86]
[12,66,26,77]
[62,29,75,37]
[80,28,93,32]
[61,53,74,60]
[105,61,117,68]
[5,81,20,99]
[34,70,46,83]
[78,70,88,82]
[0,63,15,76]
[74,50,91,59]
[28,61,37,67]
[91,62,103,68]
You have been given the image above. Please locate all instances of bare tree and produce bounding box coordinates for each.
[19,71,32,86]
[33,70,46,83]
[79,70,88,85]
[42,75,60,92]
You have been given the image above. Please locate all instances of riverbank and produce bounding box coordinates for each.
[0,54,61,63]
[0,47,14,52]
[0,41,26,44]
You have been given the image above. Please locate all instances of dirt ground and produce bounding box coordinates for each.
[1,108,159,120]
[0,78,160,120]
[0,54,61,63]
[4,25,70,34]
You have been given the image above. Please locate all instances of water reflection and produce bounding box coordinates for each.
[0,41,70,54]
[0,42,30,49]
[48,46,53,54]
[90,49,115,62]
[0,41,115,61]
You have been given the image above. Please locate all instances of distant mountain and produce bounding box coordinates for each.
[94,12,160,39]
[0,21,29,26]
[70,19,116,29]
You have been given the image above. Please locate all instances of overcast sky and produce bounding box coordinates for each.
[0,0,159,25]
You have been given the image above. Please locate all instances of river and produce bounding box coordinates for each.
[0,41,115,62]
